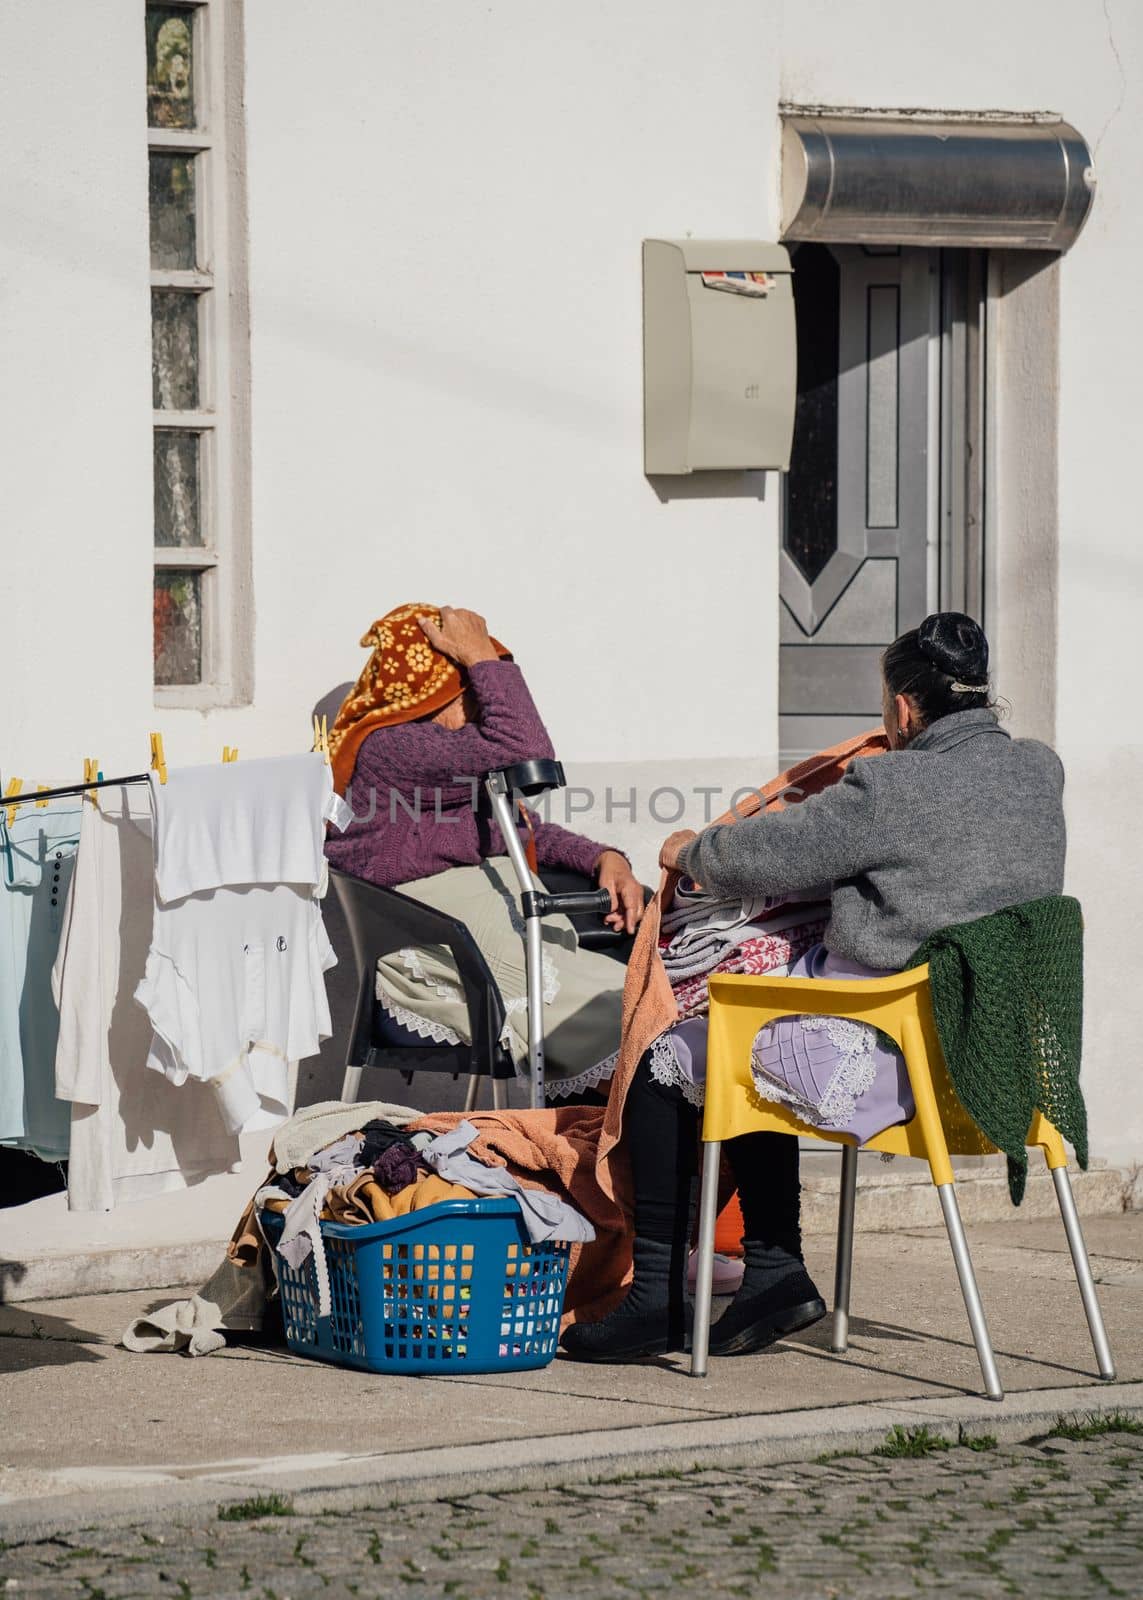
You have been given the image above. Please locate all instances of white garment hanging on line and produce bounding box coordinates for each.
[52,785,241,1211]
[136,753,350,1136]
[137,881,336,1135]
[149,752,352,904]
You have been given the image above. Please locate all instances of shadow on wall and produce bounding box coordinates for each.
[646,468,769,504]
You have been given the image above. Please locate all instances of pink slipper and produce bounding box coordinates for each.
[687,1249,745,1294]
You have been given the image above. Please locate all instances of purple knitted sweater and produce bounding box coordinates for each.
[324,660,615,889]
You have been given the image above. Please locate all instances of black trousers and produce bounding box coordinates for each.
[626,1049,802,1258]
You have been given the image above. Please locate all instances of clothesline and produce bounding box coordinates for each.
[4,721,330,816]
[1,773,150,808]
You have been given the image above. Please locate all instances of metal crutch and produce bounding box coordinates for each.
[484,763,613,1110]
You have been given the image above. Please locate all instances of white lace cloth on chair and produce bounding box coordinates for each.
[638,942,915,1145]
[643,1015,881,1126]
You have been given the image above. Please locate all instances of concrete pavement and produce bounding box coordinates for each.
[2,1212,1140,1540]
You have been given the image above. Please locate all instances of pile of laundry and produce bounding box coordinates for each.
[658,880,829,1019]
[258,1114,593,1311]
[122,1099,597,1357]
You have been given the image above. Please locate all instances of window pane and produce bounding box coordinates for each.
[154,430,202,547]
[149,153,196,270]
[146,7,195,129]
[151,290,199,410]
[783,244,841,585]
[154,570,203,685]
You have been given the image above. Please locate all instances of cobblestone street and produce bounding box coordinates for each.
[4,1425,1142,1599]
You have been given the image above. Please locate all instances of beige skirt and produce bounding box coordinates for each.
[375,859,625,1095]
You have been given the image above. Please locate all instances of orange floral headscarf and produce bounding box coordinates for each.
[328,603,511,795]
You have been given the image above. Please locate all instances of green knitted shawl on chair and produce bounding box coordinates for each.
[907,895,1087,1204]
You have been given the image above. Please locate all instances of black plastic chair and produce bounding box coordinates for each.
[330,758,642,1109]
[330,865,641,1110]
[331,867,514,1108]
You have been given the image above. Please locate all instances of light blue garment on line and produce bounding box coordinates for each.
[0,803,84,1160]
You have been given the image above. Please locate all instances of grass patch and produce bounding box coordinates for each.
[873,1425,952,1459]
[1049,1410,1143,1442]
[217,1494,295,1522]
[958,1425,998,1452]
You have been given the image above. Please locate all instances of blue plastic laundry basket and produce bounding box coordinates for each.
[261,1199,571,1375]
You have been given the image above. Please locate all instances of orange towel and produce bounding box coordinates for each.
[408,1103,629,1327]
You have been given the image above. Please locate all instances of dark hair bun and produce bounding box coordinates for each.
[917,612,989,685]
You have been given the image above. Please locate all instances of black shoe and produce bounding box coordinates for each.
[561,1239,690,1363]
[707,1251,825,1357]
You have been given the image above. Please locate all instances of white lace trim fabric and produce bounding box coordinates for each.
[751,1014,880,1130]
[647,1033,705,1107]
[395,947,467,1004]
[544,1050,620,1100]
[376,990,464,1047]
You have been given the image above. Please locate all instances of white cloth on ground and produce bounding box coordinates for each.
[421,1121,595,1244]
[149,753,352,904]
[121,1252,275,1356]
[52,787,239,1210]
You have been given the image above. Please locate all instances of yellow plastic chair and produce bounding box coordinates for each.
[690,965,1116,1399]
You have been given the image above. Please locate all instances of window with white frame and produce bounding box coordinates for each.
[146,0,250,701]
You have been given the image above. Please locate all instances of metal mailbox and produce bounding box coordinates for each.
[643,238,796,475]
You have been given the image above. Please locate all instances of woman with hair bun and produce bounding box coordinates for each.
[564,613,1068,1364]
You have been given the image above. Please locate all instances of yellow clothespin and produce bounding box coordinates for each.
[34,784,50,809]
[4,778,23,829]
[84,757,100,810]
[149,732,168,786]
[312,715,330,764]
[221,746,239,763]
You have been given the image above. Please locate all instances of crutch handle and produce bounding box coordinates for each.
[488,759,566,797]
[522,888,614,919]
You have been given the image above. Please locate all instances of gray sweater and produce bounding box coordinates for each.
[678,709,1066,970]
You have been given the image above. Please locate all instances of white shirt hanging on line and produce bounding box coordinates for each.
[136,753,352,1137]
[52,785,241,1212]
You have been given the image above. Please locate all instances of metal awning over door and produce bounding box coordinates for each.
[782,114,1095,252]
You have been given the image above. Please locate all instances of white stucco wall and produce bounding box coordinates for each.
[1,0,154,782]
[230,0,784,770]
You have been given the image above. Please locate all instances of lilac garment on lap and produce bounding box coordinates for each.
[660,944,915,1144]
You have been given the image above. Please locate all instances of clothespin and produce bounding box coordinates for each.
[3,778,23,829]
[311,715,330,764]
[221,746,239,763]
[149,732,168,786]
[34,784,50,809]
[84,758,100,810]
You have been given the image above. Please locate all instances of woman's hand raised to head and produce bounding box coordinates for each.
[658,829,697,874]
[418,607,500,669]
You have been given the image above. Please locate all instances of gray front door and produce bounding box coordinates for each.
[779,244,937,758]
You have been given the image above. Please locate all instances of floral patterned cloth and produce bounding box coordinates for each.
[328,602,511,796]
[665,918,828,1020]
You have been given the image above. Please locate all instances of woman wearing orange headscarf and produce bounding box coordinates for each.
[326,604,642,925]
[325,604,644,1100]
